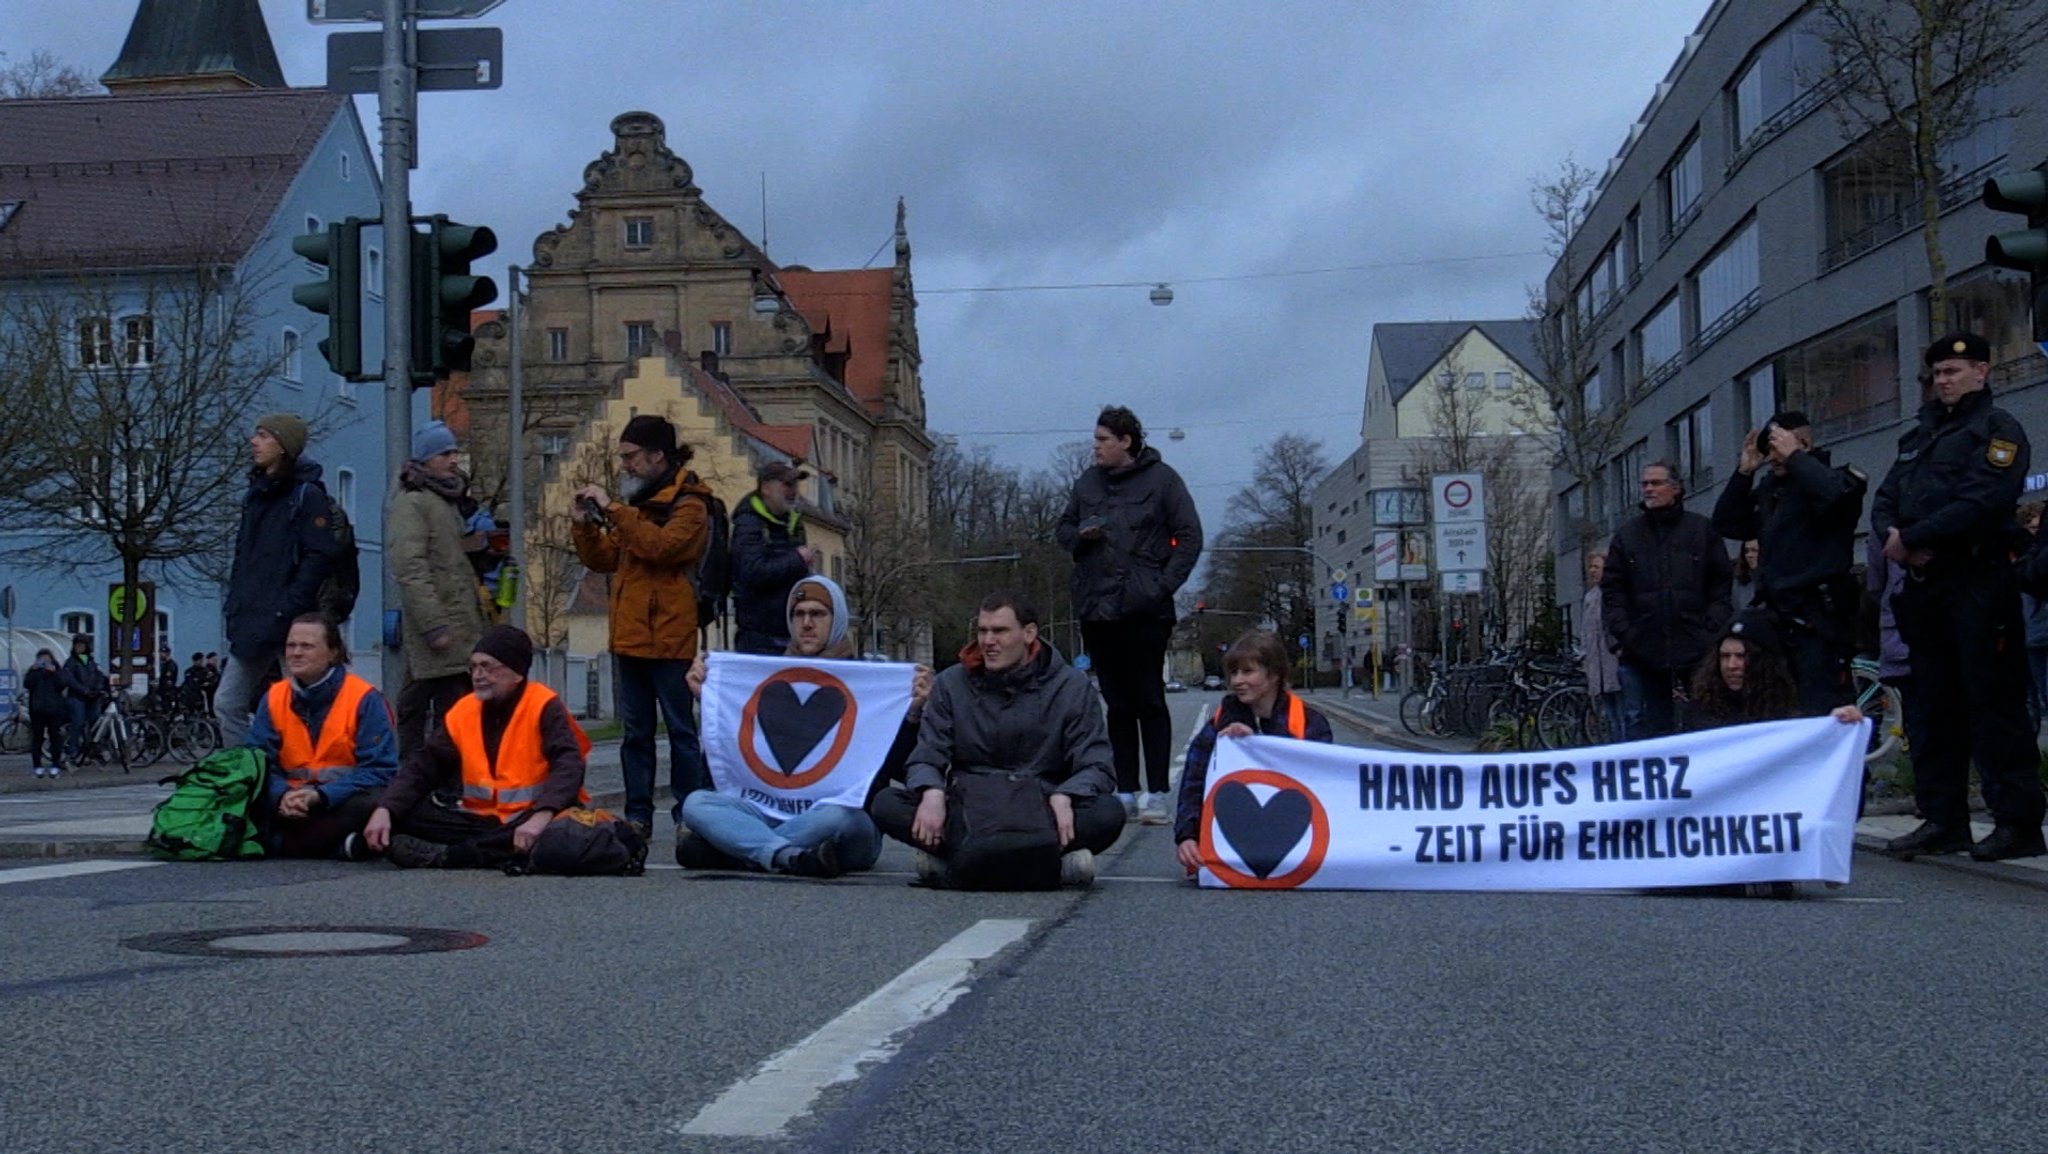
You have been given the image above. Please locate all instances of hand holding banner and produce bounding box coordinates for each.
[1198,717,1866,891]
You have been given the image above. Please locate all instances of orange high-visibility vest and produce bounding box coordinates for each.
[269,673,377,791]
[443,681,591,824]
[1211,693,1308,738]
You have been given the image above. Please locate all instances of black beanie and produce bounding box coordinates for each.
[472,624,534,677]
[620,414,679,461]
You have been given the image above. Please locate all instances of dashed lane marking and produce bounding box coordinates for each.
[675,917,1036,1139]
[0,860,162,887]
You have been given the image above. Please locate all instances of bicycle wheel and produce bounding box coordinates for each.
[1853,669,1903,764]
[1399,690,1432,737]
[0,717,26,755]
[130,718,167,768]
[1535,686,1592,750]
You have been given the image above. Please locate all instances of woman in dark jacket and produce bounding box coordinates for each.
[1055,406,1203,825]
[23,649,67,778]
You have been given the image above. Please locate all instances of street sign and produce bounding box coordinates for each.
[1330,582,1350,603]
[1441,571,1483,595]
[1298,634,1311,651]
[1073,653,1092,672]
[1370,488,1428,528]
[1356,588,1373,606]
[325,27,503,94]
[1432,521,1487,573]
[1329,569,1346,584]
[1431,472,1486,523]
[311,0,507,21]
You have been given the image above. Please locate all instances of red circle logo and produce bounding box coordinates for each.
[736,667,859,789]
[1198,768,1330,889]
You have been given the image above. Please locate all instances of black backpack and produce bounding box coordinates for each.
[291,482,361,624]
[642,479,731,626]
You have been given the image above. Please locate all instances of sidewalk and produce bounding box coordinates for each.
[0,740,636,859]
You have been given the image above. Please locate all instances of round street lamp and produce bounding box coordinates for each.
[1149,283,1174,306]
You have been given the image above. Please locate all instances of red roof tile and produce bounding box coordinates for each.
[777,267,894,415]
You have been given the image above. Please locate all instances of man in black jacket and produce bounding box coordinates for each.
[730,461,816,655]
[1710,411,1866,713]
[1873,332,2043,862]
[1055,406,1202,824]
[217,413,340,748]
[1602,461,1733,739]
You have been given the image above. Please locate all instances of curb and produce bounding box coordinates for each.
[1852,832,2048,894]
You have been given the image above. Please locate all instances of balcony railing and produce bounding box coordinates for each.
[1819,157,2008,273]
[1687,289,1760,359]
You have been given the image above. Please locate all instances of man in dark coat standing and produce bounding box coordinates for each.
[1602,460,1732,739]
[1875,332,2044,862]
[730,461,816,655]
[1055,405,1202,825]
[217,413,339,748]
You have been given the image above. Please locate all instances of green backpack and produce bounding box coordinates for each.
[147,748,268,861]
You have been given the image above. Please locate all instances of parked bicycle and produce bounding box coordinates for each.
[1850,656,1902,765]
[74,696,146,772]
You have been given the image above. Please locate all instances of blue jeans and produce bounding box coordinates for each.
[614,654,706,828]
[1595,691,1625,744]
[1617,660,1680,740]
[680,790,882,872]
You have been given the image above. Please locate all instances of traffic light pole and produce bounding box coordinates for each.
[378,0,415,695]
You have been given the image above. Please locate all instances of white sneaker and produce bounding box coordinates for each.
[1060,848,1097,887]
[1119,792,1138,820]
[47,765,61,779]
[1139,795,1169,825]
[32,766,46,778]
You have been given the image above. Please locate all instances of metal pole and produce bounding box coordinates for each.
[506,264,527,635]
[378,0,415,695]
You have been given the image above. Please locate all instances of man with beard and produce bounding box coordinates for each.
[1710,411,1866,713]
[387,421,489,756]
[572,415,714,839]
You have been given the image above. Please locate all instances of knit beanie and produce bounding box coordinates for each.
[411,420,459,462]
[620,414,679,460]
[257,413,310,460]
[472,624,534,677]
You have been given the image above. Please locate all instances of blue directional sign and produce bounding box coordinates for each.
[1297,633,1311,651]
[1331,582,1350,603]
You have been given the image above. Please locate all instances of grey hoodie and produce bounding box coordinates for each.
[903,641,1115,798]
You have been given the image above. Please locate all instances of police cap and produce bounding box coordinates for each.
[1924,331,1991,367]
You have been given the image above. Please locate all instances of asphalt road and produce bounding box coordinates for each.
[6,692,2048,1153]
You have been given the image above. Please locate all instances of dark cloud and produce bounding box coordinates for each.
[10,0,1706,531]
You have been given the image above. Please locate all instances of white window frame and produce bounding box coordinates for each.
[336,468,356,521]
[711,321,732,357]
[120,314,155,367]
[623,216,654,249]
[366,247,383,300]
[282,327,303,383]
[77,315,114,367]
[546,328,569,362]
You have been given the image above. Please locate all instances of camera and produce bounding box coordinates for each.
[1754,424,1776,455]
[576,495,606,523]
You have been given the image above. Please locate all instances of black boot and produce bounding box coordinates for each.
[1883,820,1972,860]
[1969,824,2048,862]
[780,840,842,879]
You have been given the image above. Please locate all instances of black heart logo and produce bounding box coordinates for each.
[1211,780,1312,879]
[757,681,848,774]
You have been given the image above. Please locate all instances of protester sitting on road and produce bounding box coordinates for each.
[1174,630,1335,876]
[363,625,592,870]
[1683,614,1863,732]
[246,614,399,860]
[678,575,932,877]
[870,591,1125,889]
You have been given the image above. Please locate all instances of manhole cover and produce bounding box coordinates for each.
[123,925,488,958]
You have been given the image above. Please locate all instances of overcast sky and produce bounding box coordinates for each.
[6,0,1707,533]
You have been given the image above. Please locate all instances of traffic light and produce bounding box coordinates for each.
[290,219,363,379]
[1984,163,2048,342]
[410,214,498,382]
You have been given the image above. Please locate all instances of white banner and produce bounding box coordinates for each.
[700,653,916,820]
[1197,717,1866,890]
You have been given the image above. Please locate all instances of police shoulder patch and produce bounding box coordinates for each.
[1988,439,2018,468]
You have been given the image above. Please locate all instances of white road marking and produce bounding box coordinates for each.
[676,916,1036,1139]
[0,859,162,887]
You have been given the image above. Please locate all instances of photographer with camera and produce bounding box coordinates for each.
[571,415,715,839]
[1710,411,1866,714]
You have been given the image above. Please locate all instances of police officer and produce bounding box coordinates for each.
[1710,410,1866,713]
[1872,331,2045,862]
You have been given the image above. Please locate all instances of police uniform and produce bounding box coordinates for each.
[1709,410,1867,713]
[1871,332,2046,860]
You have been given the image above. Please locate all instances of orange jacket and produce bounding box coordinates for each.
[1211,694,1307,738]
[444,682,591,823]
[570,469,713,659]
[270,673,376,790]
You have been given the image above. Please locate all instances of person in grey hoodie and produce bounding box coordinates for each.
[870,590,1126,889]
[1055,405,1202,825]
